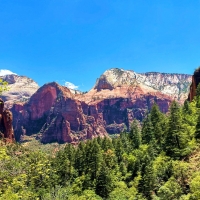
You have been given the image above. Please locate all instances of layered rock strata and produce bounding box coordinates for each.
[92,68,191,103]
[11,82,107,143]
[11,68,192,143]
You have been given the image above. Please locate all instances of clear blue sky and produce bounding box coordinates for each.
[0,0,199,91]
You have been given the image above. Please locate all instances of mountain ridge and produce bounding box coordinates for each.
[1,67,192,143]
[91,68,191,102]
[0,74,39,107]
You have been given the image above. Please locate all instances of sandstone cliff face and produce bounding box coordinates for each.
[11,68,191,143]
[0,98,15,142]
[76,68,190,135]
[12,82,107,143]
[78,90,171,134]
[140,72,191,102]
[94,68,191,102]
[1,74,39,108]
[188,68,200,101]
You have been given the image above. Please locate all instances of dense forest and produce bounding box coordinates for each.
[1,86,200,199]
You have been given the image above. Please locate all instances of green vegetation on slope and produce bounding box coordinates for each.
[1,97,200,199]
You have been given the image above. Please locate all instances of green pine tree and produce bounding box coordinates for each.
[85,140,103,181]
[195,112,200,139]
[74,141,86,176]
[164,101,189,158]
[196,83,200,108]
[142,114,155,145]
[96,162,114,198]
[129,119,141,149]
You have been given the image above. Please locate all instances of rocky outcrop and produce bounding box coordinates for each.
[11,68,192,143]
[139,72,191,102]
[11,82,107,143]
[0,98,15,142]
[188,68,200,101]
[0,74,39,108]
[93,68,192,103]
[79,94,171,134]
[76,68,188,135]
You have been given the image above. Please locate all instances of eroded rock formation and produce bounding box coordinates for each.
[188,68,200,101]
[0,98,15,142]
[12,80,172,143]
[11,68,192,144]
[93,68,191,103]
[0,74,39,108]
[11,82,107,143]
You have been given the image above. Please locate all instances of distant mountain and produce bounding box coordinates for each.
[0,74,39,107]
[11,68,192,143]
[138,72,191,102]
[12,82,107,143]
[90,68,191,102]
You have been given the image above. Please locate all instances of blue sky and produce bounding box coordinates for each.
[0,0,200,91]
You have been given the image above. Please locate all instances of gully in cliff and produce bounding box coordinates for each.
[0,98,15,143]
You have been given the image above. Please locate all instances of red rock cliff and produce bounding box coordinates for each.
[188,68,200,101]
[0,98,15,142]
[11,82,107,143]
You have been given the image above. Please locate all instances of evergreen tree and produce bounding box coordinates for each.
[53,149,75,185]
[195,112,200,139]
[63,144,75,165]
[85,140,103,181]
[101,137,114,151]
[96,162,114,198]
[120,132,132,153]
[113,138,124,163]
[196,83,200,98]
[183,100,191,114]
[142,162,155,200]
[196,83,200,108]
[142,114,155,145]
[164,101,189,158]
[150,103,165,150]
[74,141,86,176]
[129,119,141,149]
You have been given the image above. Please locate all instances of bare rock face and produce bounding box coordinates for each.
[139,72,191,102]
[1,74,39,108]
[188,68,200,101]
[76,68,190,135]
[11,82,107,143]
[0,98,15,142]
[11,68,192,143]
[78,94,171,134]
[93,68,192,103]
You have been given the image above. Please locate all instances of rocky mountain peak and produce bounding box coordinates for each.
[93,68,192,102]
[94,68,138,91]
[0,74,39,107]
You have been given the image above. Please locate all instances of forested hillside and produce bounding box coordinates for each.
[1,86,200,199]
